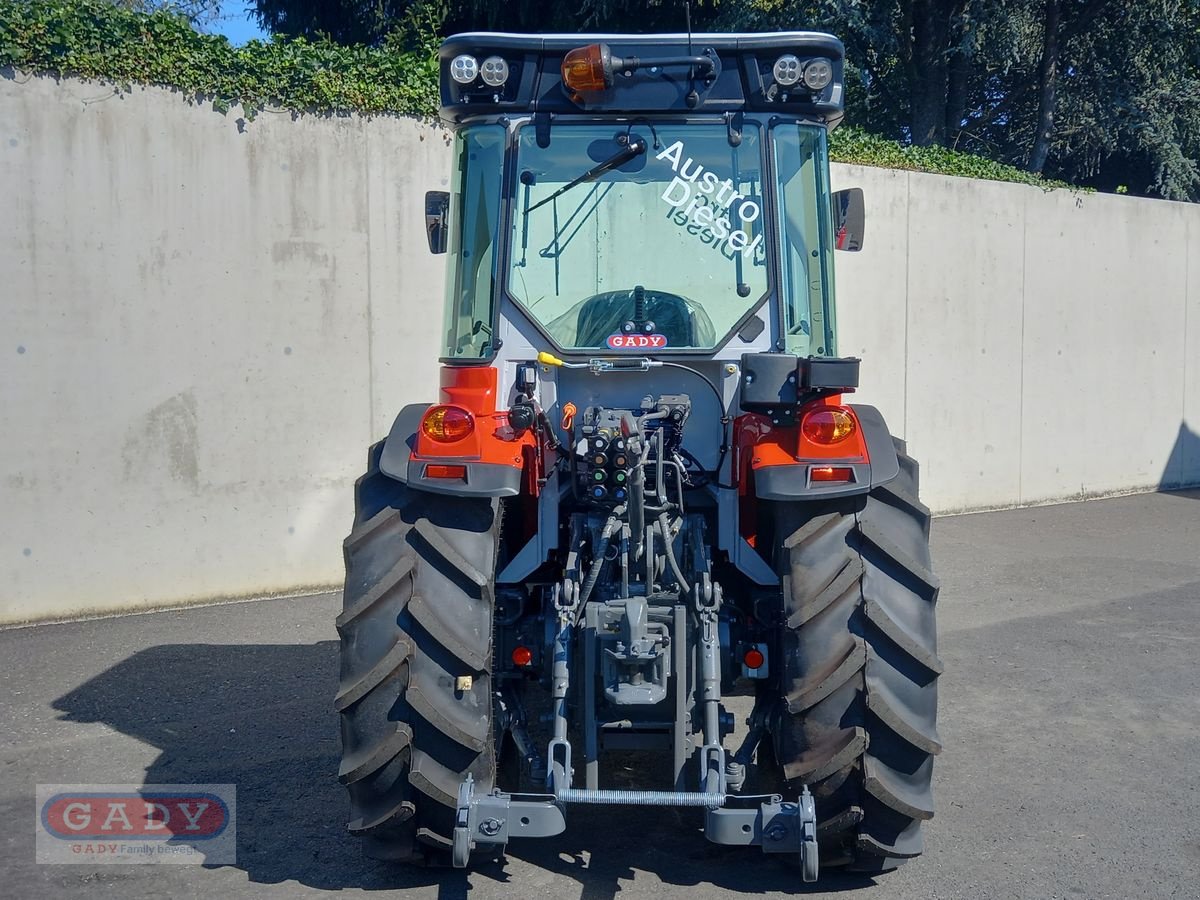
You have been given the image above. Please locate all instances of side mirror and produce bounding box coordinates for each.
[831,188,865,252]
[425,190,449,254]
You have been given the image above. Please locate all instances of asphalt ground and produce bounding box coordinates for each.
[2,490,1200,899]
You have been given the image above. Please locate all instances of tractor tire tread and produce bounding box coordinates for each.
[773,439,940,871]
[337,442,499,864]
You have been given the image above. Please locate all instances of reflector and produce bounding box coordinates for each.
[811,466,854,483]
[512,646,533,667]
[425,464,468,479]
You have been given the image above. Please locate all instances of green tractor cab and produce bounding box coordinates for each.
[336,31,940,881]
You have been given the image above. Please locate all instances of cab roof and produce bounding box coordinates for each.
[438,31,846,125]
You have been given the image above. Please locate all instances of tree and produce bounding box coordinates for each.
[954,0,1200,197]
[249,1,723,45]
[250,1,405,45]
[718,0,1200,198]
[245,0,1200,199]
[117,0,223,27]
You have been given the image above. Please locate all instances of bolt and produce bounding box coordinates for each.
[479,817,503,837]
[764,824,788,842]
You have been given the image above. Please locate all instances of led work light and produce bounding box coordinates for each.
[480,56,510,87]
[450,54,479,84]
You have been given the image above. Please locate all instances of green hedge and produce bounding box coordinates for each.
[830,127,1074,191]
[0,0,438,116]
[1,0,1073,190]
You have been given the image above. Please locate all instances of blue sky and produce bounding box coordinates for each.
[210,2,268,45]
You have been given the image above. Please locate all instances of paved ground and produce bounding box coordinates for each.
[2,490,1200,899]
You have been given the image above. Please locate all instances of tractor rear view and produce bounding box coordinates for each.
[335,30,940,881]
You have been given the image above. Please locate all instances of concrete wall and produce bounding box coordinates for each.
[831,165,1200,512]
[1,77,449,623]
[2,76,1197,623]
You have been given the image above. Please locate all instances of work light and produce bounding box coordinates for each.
[772,54,802,86]
[480,56,510,87]
[803,58,834,91]
[450,54,479,84]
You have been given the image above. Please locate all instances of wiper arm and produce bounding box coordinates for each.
[525,138,646,215]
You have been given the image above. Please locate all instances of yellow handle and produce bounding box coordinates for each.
[537,351,565,367]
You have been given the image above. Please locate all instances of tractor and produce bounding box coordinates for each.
[335,30,940,881]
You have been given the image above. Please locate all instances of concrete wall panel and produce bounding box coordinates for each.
[1181,218,1200,485]
[3,76,1200,622]
[365,121,451,439]
[1019,190,1189,501]
[900,172,1026,511]
[1,80,378,621]
[830,164,909,438]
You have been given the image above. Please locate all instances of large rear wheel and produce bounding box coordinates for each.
[768,439,941,872]
[336,443,500,863]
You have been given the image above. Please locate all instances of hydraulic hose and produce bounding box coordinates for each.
[576,506,626,608]
[629,440,647,559]
[657,362,732,486]
[657,512,691,595]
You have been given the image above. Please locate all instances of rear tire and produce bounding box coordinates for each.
[336,443,500,863]
[769,439,941,871]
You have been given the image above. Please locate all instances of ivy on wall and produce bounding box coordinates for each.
[1,0,1074,190]
[0,0,438,117]
[830,126,1073,191]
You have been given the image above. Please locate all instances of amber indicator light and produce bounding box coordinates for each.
[421,405,474,443]
[801,408,856,445]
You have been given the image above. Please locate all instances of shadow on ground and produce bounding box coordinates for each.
[1161,420,1200,491]
[50,641,873,896]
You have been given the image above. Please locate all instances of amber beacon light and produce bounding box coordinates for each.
[562,43,615,93]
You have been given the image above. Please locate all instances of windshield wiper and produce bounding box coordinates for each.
[524,137,646,215]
